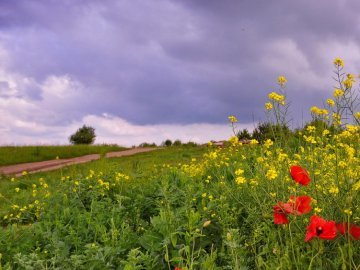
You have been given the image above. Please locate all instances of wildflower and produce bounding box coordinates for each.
[278,75,287,87]
[268,92,285,105]
[327,99,335,107]
[310,106,320,115]
[344,79,353,88]
[266,168,278,180]
[290,165,311,186]
[265,102,273,110]
[333,57,344,68]
[22,171,28,176]
[273,205,289,224]
[355,112,360,119]
[305,215,337,242]
[336,223,360,240]
[235,176,246,184]
[289,195,312,215]
[333,88,344,98]
[264,139,273,148]
[15,188,20,192]
[228,115,238,123]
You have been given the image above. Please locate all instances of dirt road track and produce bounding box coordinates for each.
[0,148,159,177]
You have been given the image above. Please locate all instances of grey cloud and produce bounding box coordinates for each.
[0,0,359,133]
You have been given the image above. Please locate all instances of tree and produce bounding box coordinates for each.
[162,139,173,147]
[237,128,251,140]
[252,122,291,142]
[69,125,96,145]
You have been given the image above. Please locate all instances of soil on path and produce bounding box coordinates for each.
[0,147,159,177]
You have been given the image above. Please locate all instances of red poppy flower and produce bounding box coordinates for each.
[291,195,312,215]
[336,222,360,240]
[279,195,312,215]
[174,267,182,270]
[273,205,289,224]
[305,215,337,242]
[290,165,311,186]
[273,195,312,224]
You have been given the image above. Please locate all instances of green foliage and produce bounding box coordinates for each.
[69,125,96,145]
[0,144,126,166]
[173,140,182,146]
[163,139,173,147]
[236,128,251,140]
[138,142,157,148]
[251,122,291,142]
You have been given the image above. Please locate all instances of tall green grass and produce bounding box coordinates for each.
[0,144,127,166]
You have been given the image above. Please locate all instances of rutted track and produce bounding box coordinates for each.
[0,148,159,177]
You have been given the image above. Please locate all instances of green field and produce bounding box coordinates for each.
[1,61,360,269]
[0,145,127,166]
[0,138,359,269]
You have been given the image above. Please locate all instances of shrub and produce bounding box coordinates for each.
[252,122,291,142]
[237,128,251,140]
[173,139,182,146]
[162,139,173,147]
[69,125,96,145]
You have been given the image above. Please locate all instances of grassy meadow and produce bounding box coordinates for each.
[0,145,127,166]
[0,59,359,269]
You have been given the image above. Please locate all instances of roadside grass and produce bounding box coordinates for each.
[0,144,127,166]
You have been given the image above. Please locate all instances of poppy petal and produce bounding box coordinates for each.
[290,165,311,186]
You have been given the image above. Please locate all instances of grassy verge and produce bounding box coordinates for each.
[0,144,127,166]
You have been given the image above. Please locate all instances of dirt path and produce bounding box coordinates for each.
[0,147,159,177]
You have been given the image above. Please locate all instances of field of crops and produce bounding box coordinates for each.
[0,59,359,269]
[0,145,127,166]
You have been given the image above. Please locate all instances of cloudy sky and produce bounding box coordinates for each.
[1,0,360,146]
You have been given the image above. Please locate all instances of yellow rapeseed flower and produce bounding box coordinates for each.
[333,88,344,98]
[228,115,238,123]
[333,57,344,68]
[235,176,246,184]
[266,168,278,180]
[278,75,287,87]
[343,79,353,89]
[250,139,259,145]
[326,99,335,107]
[268,92,285,105]
[265,102,273,110]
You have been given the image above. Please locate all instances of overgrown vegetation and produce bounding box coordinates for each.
[0,58,359,269]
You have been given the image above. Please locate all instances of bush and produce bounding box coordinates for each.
[162,139,173,147]
[237,128,251,140]
[173,139,182,146]
[69,125,96,145]
[252,122,291,142]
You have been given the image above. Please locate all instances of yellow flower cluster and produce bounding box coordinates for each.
[326,99,335,107]
[343,73,356,89]
[278,75,287,87]
[333,57,344,68]
[268,92,285,105]
[310,106,328,115]
[265,102,273,110]
[228,115,238,123]
[333,88,344,98]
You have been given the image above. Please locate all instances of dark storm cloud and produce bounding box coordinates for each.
[1,0,360,128]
